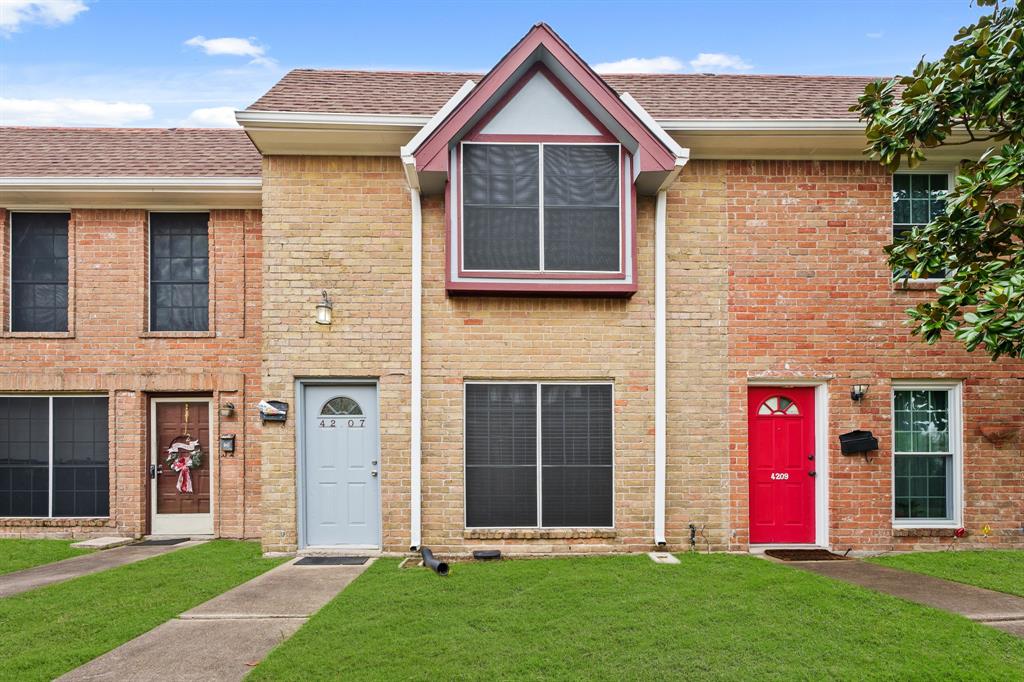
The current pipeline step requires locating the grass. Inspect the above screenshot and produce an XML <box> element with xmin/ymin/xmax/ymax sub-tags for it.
<box><xmin>869</xmin><ymin>550</ymin><xmax>1024</xmax><ymax>598</ymax></box>
<box><xmin>251</xmin><ymin>554</ymin><xmax>1024</xmax><ymax>681</ymax></box>
<box><xmin>0</xmin><ymin>540</ymin><xmax>285</xmax><ymax>681</ymax></box>
<box><xmin>0</xmin><ymin>539</ymin><xmax>92</xmax><ymax>575</ymax></box>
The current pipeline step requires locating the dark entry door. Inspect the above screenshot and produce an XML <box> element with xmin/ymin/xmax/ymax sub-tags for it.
<box><xmin>151</xmin><ymin>399</ymin><xmax>212</xmax><ymax>534</ymax></box>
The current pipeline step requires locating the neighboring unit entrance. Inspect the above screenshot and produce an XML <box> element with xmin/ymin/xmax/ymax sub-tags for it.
<box><xmin>150</xmin><ymin>398</ymin><xmax>213</xmax><ymax>535</ymax></box>
<box><xmin>301</xmin><ymin>384</ymin><xmax>380</xmax><ymax>547</ymax></box>
<box><xmin>747</xmin><ymin>386</ymin><xmax>816</xmax><ymax>544</ymax></box>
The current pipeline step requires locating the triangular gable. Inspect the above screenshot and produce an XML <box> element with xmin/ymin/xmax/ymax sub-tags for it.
<box><xmin>478</xmin><ymin>69</ymin><xmax>601</xmax><ymax>137</ymax></box>
<box><xmin>411</xmin><ymin>23</ymin><xmax>679</xmax><ymax>174</ymax></box>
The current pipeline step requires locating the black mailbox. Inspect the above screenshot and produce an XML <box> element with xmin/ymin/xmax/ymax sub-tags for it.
<box><xmin>839</xmin><ymin>430</ymin><xmax>878</xmax><ymax>454</ymax></box>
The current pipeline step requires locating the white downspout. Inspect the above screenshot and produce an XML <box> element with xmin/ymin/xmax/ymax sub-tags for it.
<box><xmin>654</xmin><ymin>189</ymin><xmax>668</xmax><ymax>547</ymax></box>
<box><xmin>410</xmin><ymin>187</ymin><xmax>422</xmax><ymax>550</ymax></box>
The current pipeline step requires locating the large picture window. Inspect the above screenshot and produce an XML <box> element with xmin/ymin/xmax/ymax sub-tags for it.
<box><xmin>465</xmin><ymin>382</ymin><xmax>613</xmax><ymax>528</ymax></box>
<box><xmin>892</xmin><ymin>385</ymin><xmax>960</xmax><ymax>525</ymax></box>
<box><xmin>0</xmin><ymin>396</ymin><xmax>109</xmax><ymax>518</ymax></box>
<box><xmin>10</xmin><ymin>212</ymin><xmax>69</xmax><ymax>332</ymax></box>
<box><xmin>462</xmin><ymin>143</ymin><xmax>620</xmax><ymax>273</ymax></box>
<box><xmin>150</xmin><ymin>212</ymin><xmax>209</xmax><ymax>332</ymax></box>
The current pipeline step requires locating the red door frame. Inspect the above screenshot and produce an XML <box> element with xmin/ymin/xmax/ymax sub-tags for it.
<box><xmin>747</xmin><ymin>386</ymin><xmax>817</xmax><ymax>544</ymax></box>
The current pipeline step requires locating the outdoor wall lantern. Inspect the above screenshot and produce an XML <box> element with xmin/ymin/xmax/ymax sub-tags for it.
<box><xmin>219</xmin><ymin>402</ymin><xmax>235</xmax><ymax>418</ymax></box>
<box><xmin>850</xmin><ymin>384</ymin><xmax>869</xmax><ymax>402</ymax></box>
<box><xmin>315</xmin><ymin>290</ymin><xmax>333</xmax><ymax>325</ymax></box>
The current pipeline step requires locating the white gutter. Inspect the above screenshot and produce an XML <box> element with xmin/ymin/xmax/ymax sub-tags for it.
<box><xmin>235</xmin><ymin>110</ymin><xmax>431</xmax><ymax>129</ymax></box>
<box><xmin>409</xmin><ymin>187</ymin><xmax>423</xmax><ymax>550</ymax></box>
<box><xmin>657</xmin><ymin>119</ymin><xmax>864</xmax><ymax>132</ymax></box>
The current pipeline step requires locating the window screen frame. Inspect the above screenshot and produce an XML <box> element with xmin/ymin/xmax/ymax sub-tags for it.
<box><xmin>463</xmin><ymin>380</ymin><xmax>615</xmax><ymax>530</ymax></box>
<box><xmin>0</xmin><ymin>394</ymin><xmax>109</xmax><ymax>519</ymax></box>
<box><xmin>891</xmin><ymin>170</ymin><xmax>954</xmax><ymax>282</ymax></box>
<box><xmin>147</xmin><ymin>211</ymin><xmax>212</xmax><ymax>334</ymax></box>
<box><xmin>458</xmin><ymin>141</ymin><xmax>625</xmax><ymax>277</ymax></box>
<box><xmin>890</xmin><ymin>382</ymin><xmax>962</xmax><ymax>529</ymax></box>
<box><xmin>7</xmin><ymin>211</ymin><xmax>72</xmax><ymax>335</ymax></box>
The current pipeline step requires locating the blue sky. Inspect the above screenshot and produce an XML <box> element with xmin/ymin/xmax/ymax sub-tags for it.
<box><xmin>0</xmin><ymin>0</ymin><xmax>985</xmax><ymax>127</ymax></box>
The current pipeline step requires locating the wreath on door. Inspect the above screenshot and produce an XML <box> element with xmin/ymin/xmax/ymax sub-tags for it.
<box><xmin>165</xmin><ymin>435</ymin><xmax>203</xmax><ymax>494</ymax></box>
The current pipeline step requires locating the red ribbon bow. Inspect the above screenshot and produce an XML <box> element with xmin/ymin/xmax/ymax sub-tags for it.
<box><xmin>170</xmin><ymin>455</ymin><xmax>193</xmax><ymax>494</ymax></box>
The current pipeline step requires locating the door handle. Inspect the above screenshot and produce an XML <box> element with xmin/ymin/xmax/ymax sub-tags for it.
<box><xmin>370</xmin><ymin>470</ymin><xmax>378</xmax><ymax>477</ymax></box>
<box><xmin>149</xmin><ymin>464</ymin><xmax>156</xmax><ymax>479</ymax></box>
<box><xmin>808</xmin><ymin>470</ymin><xmax>817</xmax><ymax>477</ymax></box>
<box><xmin>808</xmin><ymin>454</ymin><xmax>815</xmax><ymax>461</ymax></box>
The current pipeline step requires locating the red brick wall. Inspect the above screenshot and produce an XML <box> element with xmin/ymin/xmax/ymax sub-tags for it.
<box><xmin>726</xmin><ymin>161</ymin><xmax>1024</xmax><ymax>551</ymax></box>
<box><xmin>0</xmin><ymin>208</ymin><xmax>263</xmax><ymax>540</ymax></box>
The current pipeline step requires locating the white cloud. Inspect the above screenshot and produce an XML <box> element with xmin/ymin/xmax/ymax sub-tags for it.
<box><xmin>182</xmin><ymin>105</ymin><xmax>239</xmax><ymax>127</ymax></box>
<box><xmin>866</xmin><ymin>31</ymin><xmax>884</xmax><ymax>39</ymax></box>
<box><xmin>0</xmin><ymin>96</ymin><xmax>153</xmax><ymax>125</ymax></box>
<box><xmin>594</xmin><ymin>56</ymin><xmax>684</xmax><ymax>74</ymax></box>
<box><xmin>688</xmin><ymin>52</ymin><xmax>753</xmax><ymax>73</ymax></box>
<box><xmin>185</xmin><ymin>35</ymin><xmax>275</xmax><ymax>67</ymax></box>
<box><xmin>0</xmin><ymin>0</ymin><xmax>87</xmax><ymax>36</ymax></box>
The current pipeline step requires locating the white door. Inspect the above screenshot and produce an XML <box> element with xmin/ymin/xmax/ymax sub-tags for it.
<box><xmin>302</xmin><ymin>384</ymin><xmax>380</xmax><ymax>547</ymax></box>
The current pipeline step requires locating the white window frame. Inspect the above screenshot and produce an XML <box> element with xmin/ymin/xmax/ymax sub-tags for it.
<box><xmin>890</xmin><ymin>381</ymin><xmax>963</xmax><ymax>529</ymax></box>
<box><xmin>459</xmin><ymin>141</ymin><xmax>623</xmax><ymax>275</ymax></box>
<box><xmin>0</xmin><ymin>393</ymin><xmax>109</xmax><ymax>519</ymax></box>
<box><xmin>463</xmin><ymin>380</ymin><xmax>615</xmax><ymax>530</ymax></box>
<box><xmin>891</xmin><ymin>169</ymin><xmax>955</xmax><ymax>283</ymax></box>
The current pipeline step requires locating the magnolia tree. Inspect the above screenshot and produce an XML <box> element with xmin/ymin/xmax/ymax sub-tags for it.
<box><xmin>854</xmin><ymin>0</ymin><xmax>1023</xmax><ymax>359</ymax></box>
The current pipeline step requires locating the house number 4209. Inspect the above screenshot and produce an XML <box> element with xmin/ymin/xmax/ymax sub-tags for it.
<box><xmin>770</xmin><ymin>472</ymin><xmax>789</xmax><ymax>480</ymax></box>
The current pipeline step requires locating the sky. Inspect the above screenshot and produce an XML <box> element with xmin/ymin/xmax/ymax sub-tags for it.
<box><xmin>0</xmin><ymin>0</ymin><xmax>987</xmax><ymax>128</ymax></box>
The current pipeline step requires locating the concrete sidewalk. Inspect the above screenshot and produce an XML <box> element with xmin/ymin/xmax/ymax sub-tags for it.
<box><xmin>59</xmin><ymin>557</ymin><xmax>373</xmax><ymax>681</ymax></box>
<box><xmin>789</xmin><ymin>559</ymin><xmax>1024</xmax><ymax>638</ymax></box>
<box><xmin>0</xmin><ymin>540</ymin><xmax>205</xmax><ymax>597</ymax></box>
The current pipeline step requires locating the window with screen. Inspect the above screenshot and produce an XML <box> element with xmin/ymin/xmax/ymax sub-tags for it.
<box><xmin>893</xmin><ymin>387</ymin><xmax>958</xmax><ymax>523</ymax></box>
<box><xmin>465</xmin><ymin>382</ymin><xmax>613</xmax><ymax>528</ymax></box>
<box><xmin>10</xmin><ymin>212</ymin><xmax>69</xmax><ymax>332</ymax></box>
<box><xmin>892</xmin><ymin>173</ymin><xmax>948</xmax><ymax>278</ymax></box>
<box><xmin>462</xmin><ymin>143</ymin><xmax>620</xmax><ymax>273</ymax></box>
<box><xmin>150</xmin><ymin>213</ymin><xmax>209</xmax><ymax>332</ymax></box>
<box><xmin>0</xmin><ymin>396</ymin><xmax>108</xmax><ymax>518</ymax></box>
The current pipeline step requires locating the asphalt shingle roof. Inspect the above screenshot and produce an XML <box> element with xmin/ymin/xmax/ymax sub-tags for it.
<box><xmin>247</xmin><ymin>69</ymin><xmax>881</xmax><ymax>120</ymax></box>
<box><xmin>0</xmin><ymin>127</ymin><xmax>262</xmax><ymax>177</ymax></box>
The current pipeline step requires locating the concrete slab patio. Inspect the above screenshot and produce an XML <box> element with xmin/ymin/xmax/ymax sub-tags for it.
<box><xmin>788</xmin><ymin>559</ymin><xmax>1024</xmax><ymax>637</ymax></box>
<box><xmin>59</xmin><ymin>557</ymin><xmax>373</xmax><ymax>681</ymax></box>
<box><xmin>0</xmin><ymin>540</ymin><xmax>205</xmax><ymax>598</ymax></box>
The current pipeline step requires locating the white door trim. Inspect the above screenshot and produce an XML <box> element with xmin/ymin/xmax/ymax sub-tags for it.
<box><xmin>746</xmin><ymin>380</ymin><xmax>830</xmax><ymax>549</ymax></box>
<box><xmin>150</xmin><ymin>397</ymin><xmax>214</xmax><ymax>536</ymax></box>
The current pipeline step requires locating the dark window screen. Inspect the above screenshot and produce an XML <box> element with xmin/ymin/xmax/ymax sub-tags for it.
<box><xmin>465</xmin><ymin>384</ymin><xmax>537</xmax><ymax>527</ymax></box>
<box><xmin>462</xmin><ymin>145</ymin><xmax>540</xmax><ymax>271</ymax></box>
<box><xmin>150</xmin><ymin>213</ymin><xmax>209</xmax><ymax>332</ymax></box>
<box><xmin>543</xmin><ymin>145</ymin><xmax>620</xmax><ymax>272</ymax></box>
<box><xmin>53</xmin><ymin>398</ymin><xmax>109</xmax><ymax>517</ymax></box>
<box><xmin>541</xmin><ymin>384</ymin><xmax>613</xmax><ymax>526</ymax></box>
<box><xmin>0</xmin><ymin>398</ymin><xmax>50</xmax><ymax>516</ymax></box>
<box><xmin>11</xmin><ymin>213</ymin><xmax>69</xmax><ymax>332</ymax></box>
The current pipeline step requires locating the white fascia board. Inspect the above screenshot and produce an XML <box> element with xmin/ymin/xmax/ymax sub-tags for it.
<box><xmin>620</xmin><ymin>92</ymin><xmax>690</xmax><ymax>161</ymax></box>
<box><xmin>0</xmin><ymin>177</ymin><xmax>261</xmax><ymax>191</ymax></box>
<box><xmin>658</xmin><ymin>119</ymin><xmax>865</xmax><ymax>132</ymax></box>
<box><xmin>400</xmin><ymin>80</ymin><xmax>476</xmax><ymax>158</ymax></box>
<box><xmin>236</xmin><ymin>110</ymin><xmax>431</xmax><ymax>129</ymax></box>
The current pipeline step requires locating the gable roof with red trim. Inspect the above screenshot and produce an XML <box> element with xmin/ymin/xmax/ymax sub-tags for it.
<box><xmin>409</xmin><ymin>23</ymin><xmax>682</xmax><ymax>175</ymax></box>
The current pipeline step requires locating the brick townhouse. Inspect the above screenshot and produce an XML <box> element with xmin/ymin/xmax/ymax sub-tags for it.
<box><xmin>1</xmin><ymin>24</ymin><xmax>1021</xmax><ymax>555</ymax></box>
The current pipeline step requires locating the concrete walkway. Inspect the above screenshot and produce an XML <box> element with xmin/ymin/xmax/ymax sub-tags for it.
<box><xmin>789</xmin><ymin>559</ymin><xmax>1024</xmax><ymax>637</ymax></box>
<box><xmin>0</xmin><ymin>540</ymin><xmax>205</xmax><ymax>598</ymax></box>
<box><xmin>59</xmin><ymin>557</ymin><xmax>373</xmax><ymax>681</ymax></box>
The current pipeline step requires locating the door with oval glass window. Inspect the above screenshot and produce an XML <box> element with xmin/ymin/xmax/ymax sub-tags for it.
<box><xmin>302</xmin><ymin>384</ymin><xmax>379</xmax><ymax>547</ymax></box>
<box><xmin>748</xmin><ymin>387</ymin><xmax>816</xmax><ymax>544</ymax></box>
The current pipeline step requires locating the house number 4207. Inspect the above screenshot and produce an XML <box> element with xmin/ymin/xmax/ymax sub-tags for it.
<box><xmin>770</xmin><ymin>472</ymin><xmax>789</xmax><ymax>480</ymax></box>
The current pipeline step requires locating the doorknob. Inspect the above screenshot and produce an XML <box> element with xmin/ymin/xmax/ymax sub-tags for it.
<box><xmin>371</xmin><ymin>470</ymin><xmax>378</xmax><ymax>477</ymax></box>
<box><xmin>808</xmin><ymin>470</ymin><xmax>817</xmax><ymax>477</ymax></box>
<box><xmin>149</xmin><ymin>464</ymin><xmax>156</xmax><ymax>479</ymax></box>
<box><xmin>808</xmin><ymin>454</ymin><xmax>815</xmax><ymax>461</ymax></box>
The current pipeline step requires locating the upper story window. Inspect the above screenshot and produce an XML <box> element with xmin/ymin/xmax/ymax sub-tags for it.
<box><xmin>462</xmin><ymin>143</ymin><xmax>621</xmax><ymax>274</ymax></box>
<box><xmin>10</xmin><ymin>212</ymin><xmax>69</xmax><ymax>332</ymax></box>
<box><xmin>892</xmin><ymin>172</ymin><xmax>948</xmax><ymax>279</ymax></box>
<box><xmin>150</xmin><ymin>212</ymin><xmax>209</xmax><ymax>332</ymax></box>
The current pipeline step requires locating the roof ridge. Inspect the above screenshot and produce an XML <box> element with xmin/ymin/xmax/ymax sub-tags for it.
<box><xmin>282</xmin><ymin>67</ymin><xmax>887</xmax><ymax>80</ymax></box>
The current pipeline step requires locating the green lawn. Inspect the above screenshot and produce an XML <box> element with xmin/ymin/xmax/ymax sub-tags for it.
<box><xmin>870</xmin><ymin>550</ymin><xmax>1024</xmax><ymax>598</ymax></box>
<box><xmin>251</xmin><ymin>554</ymin><xmax>1024</xmax><ymax>681</ymax></box>
<box><xmin>0</xmin><ymin>538</ymin><xmax>93</xmax><ymax>575</ymax></box>
<box><xmin>0</xmin><ymin>540</ymin><xmax>285</xmax><ymax>681</ymax></box>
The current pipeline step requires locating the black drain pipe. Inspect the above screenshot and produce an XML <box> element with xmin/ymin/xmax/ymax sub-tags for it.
<box><xmin>689</xmin><ymin>524</ymin><xmax>697</xmax><ymax>549</ymax></box>
<box><xmin>420</xmin><ymin>547</ymin><xmax>449</xmax><ymax>576</ymax></box>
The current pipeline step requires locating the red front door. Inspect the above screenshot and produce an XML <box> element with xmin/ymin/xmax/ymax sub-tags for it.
<box><xmin>748</xmin><ymin>387</ymin><xmax>816</xmax><ymax>544</ymax></box>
